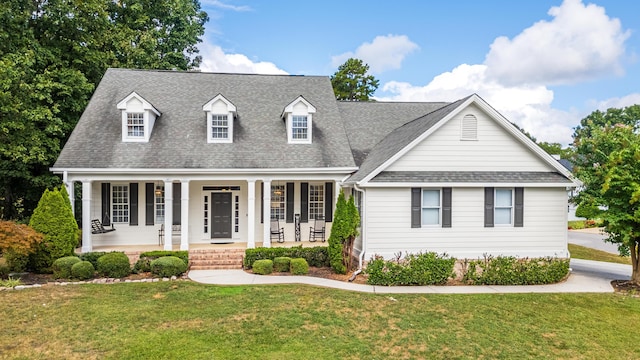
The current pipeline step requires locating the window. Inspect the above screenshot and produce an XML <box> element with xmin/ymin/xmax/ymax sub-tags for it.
<box><xmin>494</xmin><ymin>189</ymin><xmax>513</xmax><ymax>225</ymax></box>
<box><xmin>309</xmin><ymin>184</ymin><xmax>324</xmax><ymax>220</ymax></box>
<box><xmin>291</xmin><ymin>115</ymin><xmax>308</xmax><ymax>140</ymax></box>
<box><xmin>155</xmin><ymin>185</ymin><xmax>164</xmax><ymax>223</ymax></box>
<box><xmin>127</xmin><ymin>113</ymin><xmax>145</xmax><ymax>137</ymax></box>
<box><xmin>271</xmin><ymin>185</ymin><xmax>285</xmax><ymax>220</ymax></box>
<box><xmin>117</xmin><ymin>92</ymin><xmax>160</xmax><ymax>143</ymax></box>
<box><xmin>112</xmin><ymin>184</ymin><xmax>129</xmax><ymax>223</ymax></box>
<box><xmin>211</xmin><ymin>114</ymin><xmax>229</xmax><ymax>139</ymax></box>
<box><xmin>421</xmin><ymin>189</ymin><xmax>441</xmax><ymax>225</ymax></box>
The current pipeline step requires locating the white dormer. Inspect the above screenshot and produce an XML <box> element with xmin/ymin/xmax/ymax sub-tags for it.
<box><xmin>202</xmin><ymin>94</ymin><xmax>236</xmax><ymax>143</ymax></box>
<box><xmin>117</xmin><ymin>92</ymin><xmax>161</xmax><ymax>143</ymax></box>
<box><xmin>282</xmin><ymin>96</ymin><xmax>316</xmax><ymax>144</ymax></box>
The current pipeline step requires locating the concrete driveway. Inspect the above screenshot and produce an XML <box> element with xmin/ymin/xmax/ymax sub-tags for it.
<box><xmin>568</xmin><ymin>228</ymin><xmax>620</xmax><ymax>254</ymax></box>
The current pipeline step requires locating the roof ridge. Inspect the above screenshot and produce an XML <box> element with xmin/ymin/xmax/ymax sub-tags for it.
<box><xmin>105</xmin><ymin>67</ymin><xmax>329</xmax><ymax>78</ymax></box>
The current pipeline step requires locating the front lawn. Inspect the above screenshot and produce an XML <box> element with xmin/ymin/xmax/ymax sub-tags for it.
<box><xmin>1</xmin><ymin>282</ymin><xmax>639</xmax><ymax>359</ymax></box>
<box><xmin>569</xmin><ymin>243</ymin><xmax>631</xmax><ymax>265</ymax></box>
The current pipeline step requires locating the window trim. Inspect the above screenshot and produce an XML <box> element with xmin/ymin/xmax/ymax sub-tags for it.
<box><xmin>308</xmin><ymin>183</ymin><xmax>325</xmax><ymax>220</ymax></box>
<box><xmin>111</xmin><ymin>184</ymin><xmax>129</xmax><ymax>224</ymax></box>
<box><xmin>155</xmin><ymin>185</ymin><xmax>165</xmax><ymax>224</ymax></box>
<box><xmin>421</xmin><ymin>189</ymin><xmax>442</xmax><ymax>227</ymax></box>
<box><xmin>494</xmin><ymin>188</ymin><xmax>514</xmax><ymax>226</ymax></box>
<box><xmin>270</xmin><ymin>184</ymin><xmax>285</xmax><ymax>220</ymax></box>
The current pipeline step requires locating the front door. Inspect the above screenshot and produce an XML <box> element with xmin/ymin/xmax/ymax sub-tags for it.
<box><xmin>211</xmin><ymin>192</ymin><xmax>232</xmax><ymax>238</ymax></box>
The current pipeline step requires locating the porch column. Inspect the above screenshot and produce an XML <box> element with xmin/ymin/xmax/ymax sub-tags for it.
<box><xmin>163</xmin><ymin>180</ymin><xmax>173</xmax><ymax>251</ymax></box>
<box><xmin>81</xmin><ymin>181</ymin><xmax>92</xmax><ymax>252</ymax></box>
<box><xmin>180</xmin><ymin>180</ymin><xmax>189</xmax><ymax>250</ymax></box>
<box><xmin>262</xmin><ymin>179</ymin><xmax>271</xmax><ymax>247</ymax></box>
<box><xmin>63</xmin><ymin>171</ymin><xmax>74</xmax><ymax>216</ymax></box>
<box><xmin>247</xmin><ymin>180</ymin><xmax>256</xmax><ymax>248</ymax></box>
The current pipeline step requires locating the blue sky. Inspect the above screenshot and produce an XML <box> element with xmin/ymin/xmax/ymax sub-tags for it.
<box><xmin>197</xmin><ymin>0</ymin><xmax>640</xmax><ymax>145</ymax></box>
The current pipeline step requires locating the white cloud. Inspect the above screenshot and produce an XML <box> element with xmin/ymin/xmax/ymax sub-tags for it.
<box><xmin>589</xmin><ymin>93</ymin><xmax>640</xmax><ymax>111</ymax></box>
<box><xmin>200</xmin><ymin>0</ymin><xmax>252</xmax><ymax>12</ymax></box>
<box><xmin>198</xmin><ymin>42</ymin><xmax>288</xmax><ymax>75</ymax></box>
<box><xmin>485</xmin><ymin>0</ymin><xmax>630</xmax><ymax>86</ymax></box>
<box><xmin>331</xmin><ymin>35</ymin><xmax>419</xmax><ymax>74</ymax></box>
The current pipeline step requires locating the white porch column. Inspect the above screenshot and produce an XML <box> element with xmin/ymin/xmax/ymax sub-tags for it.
<box><xmin>63</xmin><ymin>171</ymin><xmax>74</xmax><ymax>216</ymax></box>
<box><xmin>81</xmin><ymin>181</ymin><xmax>92</xmax><ymax>252</ymax></box>
<box><xmin>180</xmin><ymin>180</ymin><xmax>189</xmax><ymax>250</ymax></box>
<box><xmin>163</xmin><ymin>180</ymin><xmax>173</xmax><ymax>251</ymax></box>
<box><xmin>247</xmin><ymin>180</ymin><xmax>256</xmax><ymax>249</ymax></box>
<box><xmin>262</xmin><ymin>179</ymin><xmax>271</xmax><ymax>247</ymax></box>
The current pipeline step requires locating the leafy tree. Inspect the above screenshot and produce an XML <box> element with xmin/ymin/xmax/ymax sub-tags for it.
<box><xmin>0</xmin><ymin>0</ymin><xmax>208</xmax><ymax>220</ymax></box>
<box><xmin>330</xmin><ymin>58</ymin><xmax>379</xmax><ymax>101</ymax></box>
<box><xmin>28</xmin><ymin>187</ymin><xmax>80</xmax><ymax>272</ymax></box>
<box><xmin>573</xmin><ymin>121</ymin><xmax>640</xmax><ymax>283</ymax></box>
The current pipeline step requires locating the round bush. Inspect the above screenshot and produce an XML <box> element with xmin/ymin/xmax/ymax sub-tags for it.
<box><xmin>150</xmin><ymin>256</ymin><xmax>188</xmax><ymax>277</ymax></box>
<box><xmin>52</xmin><ymin>256</ymin><xmax>81</xmax><ymax>279</ymax></box>
<box><xmin>97</xmin><ymin>252</ymin><xmax>131</xmax><ymax>278</ymax></box>
<box><xmin>71</xmin><ymin>261</ymin><xmax>95</xmax><ymax>280</ymax></box>
<box><xmin>273</xmin><ymin>257</ymin><xmax>291</xmax><ymax>272</ymax></box>
<box><xmin>253</xmin><ymin>259</ymin><xmax>273</xmax><ymax>275</ymax></box>
<box><xmin>290</xmin><ymin>258</ymin><xmax>309</xmax><ymax>275</ymax></box>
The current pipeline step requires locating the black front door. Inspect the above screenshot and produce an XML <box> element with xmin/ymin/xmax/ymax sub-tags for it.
<box><xmin>211</xmin><ymin>192</ymin><xmax>232</xmax><ymax>238</ymax></box>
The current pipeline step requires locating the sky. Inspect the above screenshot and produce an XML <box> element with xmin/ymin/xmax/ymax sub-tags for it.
<box><xmin>196</xmin><ymin>0</ymin><xmax>640</xmax><ymax>146</ymax></box>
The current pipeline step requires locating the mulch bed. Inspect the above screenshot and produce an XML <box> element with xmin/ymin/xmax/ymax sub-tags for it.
<box><xmin>611</xmin><ymin>280</ymin><xmax>640</xmax><ymax>296</ymax></box>
<box><xmin>246</xmin><ymin>266</ymin><xmax>369</xmax><ymax>284</ymax></box>
<box><xmin>13</xmin><ymin>272</ymin><xmax>156</xmax><ymax>285</ymax></box>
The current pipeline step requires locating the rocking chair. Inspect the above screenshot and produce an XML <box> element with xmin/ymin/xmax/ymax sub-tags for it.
<box><xmin>270</xmin><ymin>219</ymin><xmax>285</xmax><ymax>243</ymax></box>
<box><xmin>308</xmin><ymin>216</ymin><xmax>325</xmax><ymax>242</ymax></box>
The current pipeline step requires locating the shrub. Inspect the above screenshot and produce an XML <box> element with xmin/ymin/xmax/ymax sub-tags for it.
<box><xmin>273</xmin><ymin>257</ymin><xmax>291</xmax><ymax>272</ymax></box>
<box><xmin>71</xmin><ymin>261</ymin><xmax>95</xmax><ymax>280</ymax></box>
<box><xmin>134</xmin><ymin>250</ymin><xmax>189</xmax><ymax>273</ymax></box>
<box><xmin>97</xmin><ymin>252</ymin><xmax>131</xmax><ymax>278</ymax></box>
<box><xmin>462</xmin><ymin>255</ymin><xmax>570</xmax><ymax>285</ymax></box>
<box><xmin>3</xmin><ymin>249</ymin><xmax>29</xmax><ymax>273</ymax></box>
<box><xmin>79</xmin><ymin>252</ymin><xmax>109</xmax><ymax>269</ymax></box>
<box><xmin>28</xmin><ymin>188</ymin><xmax>79</xmax><ymax>272</ymax></box>
<box><xmin>290</xmin><ymin>258</ymin><xmax>309</xmax><ymax>275</ymax></box>
<box><xmin>0</xmin><ymin>221</ymin><xmax>44</xmax><ymax>271</ymax></box>
<box><xmin>365</xmin><ymin>252</ymin><xmax>456</xmax><ymax>286</ymax></box>
<box><xmin>0</xmin><ymin>258</ymin><xmax>9</xmax><ymax>279</ymax></box>
<box><xmin>150</xmin><ymin>256</ymin><xmax>188</xmax><ymax>277</ymax></box>
<box><xmin>244</xmin><ymin>246</ymin><xmax>329</xmax><ymax>269</ymax></box>
<box><xmin>252</xmin><ymin>259</ymin><xmax>273</xmax><ymax>275</ymax></box>
<box><xmin>52</xmin><ymin>256</ymin><xmax>81</xmax><ymax>279</ymax></box>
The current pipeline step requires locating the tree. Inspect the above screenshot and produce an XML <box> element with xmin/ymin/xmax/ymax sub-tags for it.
<box><xmin>0</xmin><ymin>0</ymin><xmax>208</xmax><ymax>220</ymax></box>
<box><xmin>0</xmin><ymin>220</ymin><xmax>44</xmax><ymax>272</ymax></box>
<box><xmin>328</xmin><ymin>191</ymin><xmax>348</xmax><ymax>274</ymax></box>
<box><xmin>573</xmin><ymin>120</ymin><xmax>640</xmax><ymax>284</ymax></box>
<box><xmin>330</xmin><ymin>58</ymin><xmax>379</xmax><ymax>101</ymax></box>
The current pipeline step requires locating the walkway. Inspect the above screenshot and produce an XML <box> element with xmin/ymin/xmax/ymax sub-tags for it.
<box><xmin>188</xmin><ymin>259</ymin><xmax>632</xmax><ymax>294</ymax></box>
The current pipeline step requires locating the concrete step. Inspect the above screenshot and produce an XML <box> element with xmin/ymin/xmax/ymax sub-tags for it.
<box><xmin>188</xmin><ymin>249</ymin><xmax>244</xmax><ymax>270</ymax></box>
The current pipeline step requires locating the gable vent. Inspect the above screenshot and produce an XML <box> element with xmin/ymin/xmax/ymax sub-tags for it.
<box><xmin>461</xmin><ymin>114</ymin><xmax>478</xmax><ymax>140</ymax></box>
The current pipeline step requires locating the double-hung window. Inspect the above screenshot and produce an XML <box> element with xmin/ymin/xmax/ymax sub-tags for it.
<box><xmin>291</xmin><ymin>115</ymin><xmax>308</xmax><ymax>140</ymax></box>
<box><xmin>211</xmin><ymin>114</ymin><xmax>229</xmax><ymax>140</ymax></box>
<box><xmin>155</xmin><ymin>186</ymin><xmax>165</xmax><ymax>223</ymax></box>
<box><xmin>112</xmin><ymin>184</ymin><xmax>129</xmax><ymax>223</ymax></box>
<box><xmin>421</xmin><ymin>189</ymin><xmax>441</xmax><ymax>226</ymax></box>
<box><xmin>127</xmin><ymin>113</ymin><xmax>145</xmax><ymax>138</ymax></box>
<box><xmin>271</xmin><ymin>185</ymin><xmax>285</xmax><ymax>220</ymax></box>
<box><xmin>494</xmin><ymin>189</ymin><xmax>513</xmax><ymax>225</ymax></box>
<box><xmin>411</xmin><ymin>188</ymin><xmax>451</xmax><ymax>228</ymax></box>
<box><xmin>485</xmin><ymin>187</ymin><xmax>523</xmax><ymax>227</ymax></box>
<box><xmin>309</xmin><ymin>184</ymin><xmax>324</xmax><ymax>220</ymax></box>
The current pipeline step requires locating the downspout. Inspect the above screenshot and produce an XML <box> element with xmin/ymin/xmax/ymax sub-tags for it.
<box><xmin>353</xmin><ymin>182</ymin><xmax>366</xmax><ymax>272</ymax></box>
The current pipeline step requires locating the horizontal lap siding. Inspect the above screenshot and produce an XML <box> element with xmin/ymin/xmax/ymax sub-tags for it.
<box><xmin>364</xmin><ymin>187</ymin><xmax>568</xmax><ymax>259</ymax></box>
<box><xmin>387</xmin><ymin>104</ymin><xmax>552</xmax><ymax>172</ymax></box>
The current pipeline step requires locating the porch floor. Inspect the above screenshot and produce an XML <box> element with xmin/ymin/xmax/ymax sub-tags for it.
<box><xmin>79</xmin><ymin>240</ymin><xmax>327</xmax><ymax>253</ymax></box>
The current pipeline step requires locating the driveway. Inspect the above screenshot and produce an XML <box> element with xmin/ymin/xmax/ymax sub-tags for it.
<box><xmin>568</xmin><ymin>228</ymin><xmax>620</xmax><ymax>254</ymax></box>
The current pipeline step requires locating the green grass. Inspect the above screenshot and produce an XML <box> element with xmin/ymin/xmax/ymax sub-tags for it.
<box><xmin>569</xmin><ymin>243</ymin><xmax>631</xmax><ymax>265</ymax></box>
<box><xmin>1</xmin><ymin>282</ymin><xmax>639</xmax><ymax>359</ymax></box>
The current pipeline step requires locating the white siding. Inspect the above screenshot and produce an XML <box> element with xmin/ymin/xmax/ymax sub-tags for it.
<box><xmin>387</xmin><ymin>104</ymin><xmax>552</xmax><ymax>172</ymax></box>
<box><xmin>363</xmin><ymin>187</ymin><xmax>568</xmax><ymax>259</ymax></box>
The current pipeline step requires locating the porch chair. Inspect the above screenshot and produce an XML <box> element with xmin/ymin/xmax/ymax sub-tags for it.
<box><xmin>308</xmin><ymin>216</ymin><xmax>325</xmax><ymax>242</ymax></box>
<box><xmin>270</xmin><ymin>218</ymin><xmax>285</xmax><ymax>243</ymax></box>
<box><xmin>91</xmin><ymin>216</ymin><xmax>116</xmax><ymax>235</ymax></box>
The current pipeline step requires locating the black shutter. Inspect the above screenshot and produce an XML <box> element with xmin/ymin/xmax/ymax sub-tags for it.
<box><xmin>172</xmin><ymin>182</ymin><xmax>181</xmax><ymax>225</ymax></box>
<box><xmin>411</xmin><ymin>188</ymin><xmax>421</xmax><ymax>228</ymax></box>
<box><xmin>514</xmin><ymin>187</ymin><xmax>524</xmax><ymax>227</ymax></box>
<box><xmin>145</xmin><ymin>183</ymin><xmax>154</xmax><ymax>225</ymax></box>
<box><xmin>300</xmin><ymin>182</ymin><xmax>309</xmax><ymax>223</ymax></box>
<box><xmin>129</xmin><ymin>183</ymin><xmax>138</xmax><ymax>226</ymax></box>
<box><xmin>442</xmin><ymin>187</ymin><xmax>452</xmax><ymax>228</ymax></box>
<box><xmin>286</xmin><ymin>182</ymin><xmax>294</xmax><ymax>223</ymax></box>
<box><xmin>324</xmin><ymin>182</ymin><xmax>333</xmax><ymax>222</ymax></box>
<box><xmin>260</xmin><ymin>182</ymin><xmax>264</xmax><ymax>223</ymax></box>
<box><xmin>101</xmin><ymin>183</ymin><xmax>111</xmax><ymax>226</ymax></box>
<box><xmin>484</xmin><ymin>187</ymin><xmax>494</xmax><ymax>227</ymax></box>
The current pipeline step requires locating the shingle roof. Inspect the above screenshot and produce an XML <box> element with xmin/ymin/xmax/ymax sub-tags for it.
<box><xmin>371</xmin><ymin>171</ymin><xmax>573</xmax><ymax>183</ymax></box>
<box><xmin>53</xmin><ymin>69</ymin><xmax>356</xmax><ymax>170</ymax></box>
<box><xmin>337</xmin><ymin>101</ymin><xmax>449</xmax><ymax>166</ymax></box>
<box><xmin>345</xmin><ymin>96</ymin><xmax>472</xmax><ymax>183</ymax></box>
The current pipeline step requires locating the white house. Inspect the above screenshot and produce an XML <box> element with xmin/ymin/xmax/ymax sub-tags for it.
<box><xmin>51</xmin><ymin>69</ymin><xmax>580</xmax><ymax>265</ymax></box>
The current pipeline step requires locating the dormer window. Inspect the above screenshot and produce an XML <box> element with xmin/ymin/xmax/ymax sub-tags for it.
<box><xmin>117</xmin><ymin>92</ymin><xmax>161</xmax><ymax>143</ymax></box>
<box><xmin>282</xmin><ymin>96</ymin><xmax>316</xmax><ymax>144</ymax></box>
<box><xmin>203</xmin><ymin>94</ymin><xmax>236</xmax><ymax>143</ymax></box>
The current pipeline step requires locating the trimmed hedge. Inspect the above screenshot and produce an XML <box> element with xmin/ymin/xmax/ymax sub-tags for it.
<box><xmin>462</xmin><ymin>256</ymin><xmax>570</xmax><ymax>285</ymax></box>
<box><xmin>52</xmin><ymin>256</ymin><xmax>81</xmax><ymax>279</ymax></box>
<box><xmin>252</xmin><ymin>259</ymin><xmax>273</xmax><ymax>275</ymax></box>
<box><xmin>97</xmin><ymin>252</ymin><xmax>131</xmax><ymax>278</ymax></box>
<box><xmin>273</xmin><ymin>257</ymin><xmax>291</xmax><ymax>272</ymax></box>
<box><xmin>71</xmin><ymin>261</ymin><xmax>95</xmax><ymax>280</ymax></box>
<box><xmin>134</xmin><ymin>250</ymin><xmax>189</xmax><ymax>273</ymax></box>
<box><xmin>244</xmin><ymin>246</ymin><xmax>329</xmax><ymax>269</ymax></box>
<box><xmin>79</xmin><ymin>252</ymin><xmax>109</xmax><ymax>269</ymax></box>
<box><xmin>150</xmin><ymin>256</ymin><xmax>188</xmax><ymax>277</ymax></box>
<box><xmin>290</xmin><ymin>258</ymin><xmax>309</xmax><ymax>275</ymax></box>
<box><xmin>365</xmin><ymin>252</ymin><xmax>456</xmax><ymax>286</ymax></box>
